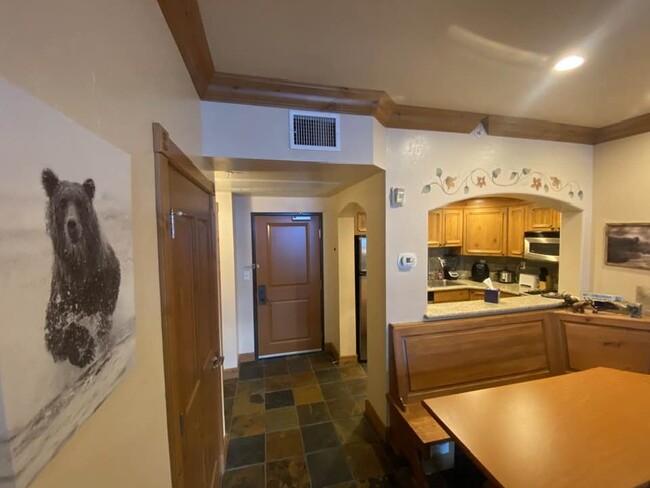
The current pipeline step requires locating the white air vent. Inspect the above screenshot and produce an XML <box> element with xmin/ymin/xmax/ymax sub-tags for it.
<box><xmin>289</xmin><ymin>110</ymin><xmax>340</xmax><ymax>151</ymax></box>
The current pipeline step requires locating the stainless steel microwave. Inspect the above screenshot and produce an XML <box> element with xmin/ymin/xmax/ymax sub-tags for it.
<box><xmin>524</xmin><ymin>231</ymin><xmax>560</xmax><ymax>263</ymax></box>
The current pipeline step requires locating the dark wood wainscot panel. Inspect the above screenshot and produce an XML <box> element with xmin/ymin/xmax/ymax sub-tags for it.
<box><xmin>551</xmin><ymin>311</ymin><xmax>650</xmax><ymax>374</ymax></box>
<box><xmin>390</xmin><ymin>311</ymin><xmax>564</xmax><ymax>406</ymax></box>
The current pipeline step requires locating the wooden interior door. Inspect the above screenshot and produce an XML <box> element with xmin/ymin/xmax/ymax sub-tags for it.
<box><xmin>253</xmin><ymin>214</ymin><xmax>323</xmax><ymax>357</ymax></box>
<box><xmin>154</xmin><ymin>124</ymin><xmax>224</xmax><ymax>488</ymax></box>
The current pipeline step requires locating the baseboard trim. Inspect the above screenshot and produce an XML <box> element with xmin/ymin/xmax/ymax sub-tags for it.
<box><xmin>238</xmin><ymin>352</ymin><xmax>255</xmax><ymax>364</ymax></box>
<box><xmin>324</xmin><ymin>342</ymin><xmax>338</xmax><ymax>360</ymax></box>
<box><xmin>365</xmin><ymin>399</ymin><xmax>387</xmax><ymax>442</ymax></box>
<box><xmin>223</xmin><ymin>368</ymin><xmax>239</xmax><ymax>380</ymax></box>
<box><xmin>338</xmin><ymin>355</ymin><xmax>358</xmax><ymax>365</ymax></box>
<box><xmin>325</xmin><ymin>342</ymin><xmax>358</xmax><ymax>365</ymax></box>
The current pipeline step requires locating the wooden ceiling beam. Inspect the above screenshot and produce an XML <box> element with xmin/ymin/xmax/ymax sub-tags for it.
<box><xmin>204</xmin><ymin>72</ymin><xmax>387</xmax><ymax>117</ymax></box>
<box><xmin>594</xmin><ymin>113</ymin><xmax>650</xmax><ymax>144</ymax></box>
<box><xmin>157</xmin><ymin>0</ymin><xmax>650</xmax><ymax>145</ymax></box>
<box><xmin>482</xmin><ymin>115</ymin><xmax>597</xmax><ymax>145</ymax></box>
<box><xmin>157</xmin><ymin>0</ymin><xmax>215</xmax><ymax>97</ymax></box>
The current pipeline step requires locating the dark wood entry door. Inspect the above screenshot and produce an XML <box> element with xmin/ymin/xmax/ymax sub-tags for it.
<box><xmin>154</xmin><ymin>124</ymin><xmax>224</xmax><ymax>488</ymax></box>
<box><xmin>253</xmin><ymin>214</ymin><xmax>323</xmax><ymax>357</ymax></box>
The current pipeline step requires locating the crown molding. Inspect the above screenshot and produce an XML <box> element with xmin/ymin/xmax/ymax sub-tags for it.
<box><xmin>158</xmin><ymin>0</ymin><xmax>649</xmax><ymax>145</ymax></box>
<box><xmin>482</xmin><ymin>115</ymin><xmax>597</xmax><ymax>145</ymax></box>
<box><xmin>594</xmin><ymin>113</ymin><xmax>650</xmax><ymax>144</ymax></box>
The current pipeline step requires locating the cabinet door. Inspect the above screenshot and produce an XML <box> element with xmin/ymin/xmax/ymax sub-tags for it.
<box><xmin>507</xmin><ymin>206</ymin><xmax>527</xmax><ymax>257</ymax></box>
<box><xmin>468</xmin><ymin>290</ymin><xmax>484</xmax><ymax>301</ymax></box>
<box><xmin>428</xmin><ymin>210</ymin><xmax>442</xmax><ymax>247</ymax></box>
<box><xmin>442</xmin><ymin>208</ymin><xmax>463</xmax><ymax>247</ymax></box>
<box><xmin>433</xmin><ymin>289</ymin><xmax>470</xmax><ymax>303</ymax></box>
<box><xmin>463</xmin><ymin>207</ymin><xmax>507</xmax><ymax>255</ymax></box>
<box><xmin>527</xmin><ymin>206</ymin><xmax>561</xmax><ymax>231</ymax></box>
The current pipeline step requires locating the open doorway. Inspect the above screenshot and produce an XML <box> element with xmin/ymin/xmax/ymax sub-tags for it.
<box><xmin>337</xmin><ymin>203</ymin><xmax>367</xmax><ymax>363</ymax></box>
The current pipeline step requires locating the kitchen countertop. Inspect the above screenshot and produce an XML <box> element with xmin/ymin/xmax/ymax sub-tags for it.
<box><xmin>424</xmin><ymin>280</ymin><xmax>564</xmax><ymax>321</ymax></box>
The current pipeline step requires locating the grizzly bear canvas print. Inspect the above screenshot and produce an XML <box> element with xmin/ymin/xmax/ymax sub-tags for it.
<box><xmin>0</xmin><ymin>77</ymin><xmax>135</xmax><ymax>488</ymax></box>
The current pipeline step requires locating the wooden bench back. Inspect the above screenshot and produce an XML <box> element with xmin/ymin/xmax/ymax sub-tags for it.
<box><xmin>389</xmin><ymin>311</ymin><xmax>565</xmax><ymax>408</ymax></box>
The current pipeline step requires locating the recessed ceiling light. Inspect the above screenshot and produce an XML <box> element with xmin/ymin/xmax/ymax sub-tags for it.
<box><xmin>553</xmin><ymin>55</ymin><xmax>585</xmax><ymax>71</ymax></box>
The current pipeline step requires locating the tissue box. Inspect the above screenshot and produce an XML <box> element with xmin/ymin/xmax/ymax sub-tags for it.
<box><xmin>484</xmin><ymin>289</ymin><xmax>500</xmax><ymax>303</ymax></box>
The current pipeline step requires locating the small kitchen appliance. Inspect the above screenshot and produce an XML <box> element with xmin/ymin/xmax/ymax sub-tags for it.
<box><xmin>519</xmin><ymin>273</ymin><xmax>540</xmax><ymax>290</ymax></box>
<box><xmin>471</xmin><ymin>260</ymin><xmax>490</xmax><ymax>282</ymax></box>
<box><xmin>498</xmin><ymin>267</ymin><xmax>515</xmax><ymax>283</ymax></box>
<box><xmin>524</xmin><ymin>231</ymin><xmax>560</xmax><ymax>263</ymax></box>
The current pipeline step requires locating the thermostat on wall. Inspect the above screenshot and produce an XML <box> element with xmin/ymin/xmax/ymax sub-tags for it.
<box><xmin>397</xmin><ymin>252</ymin><xmax>417</xmax><ymax>270</ymax></box>
<box><xmin>390</xmin><ymin>187</ymin><xmax>405</xmax><ymax>207</ymax></box>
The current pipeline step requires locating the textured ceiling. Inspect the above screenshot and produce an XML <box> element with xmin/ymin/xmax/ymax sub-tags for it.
<box><xmin>198</xmin><ymin>0</ymin><xmax>650</xmax><ymax>127</ymax></box>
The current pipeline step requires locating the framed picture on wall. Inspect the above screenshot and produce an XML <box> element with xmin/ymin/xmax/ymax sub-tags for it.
<box><xmin>605</xmin><ymin>223</ymin><xmax>650</xmax><ymax>270</ymax></box>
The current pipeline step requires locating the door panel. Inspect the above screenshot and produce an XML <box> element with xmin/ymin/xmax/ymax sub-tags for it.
<box><xmin>269</xmin><ymin>224</ymin><xmax>309</xmax><ymax>285</ymax></box>
<box><xmin>254</xmin><ymin>215</ymin><xmax>322</xmax><ymax>357</ymax></box>
<box><xmin>155</xmin><ymin>122</ymin><xmax>223</xmax><ymax>488</ymax></box>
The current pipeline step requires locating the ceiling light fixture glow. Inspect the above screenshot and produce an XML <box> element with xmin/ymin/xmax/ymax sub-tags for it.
<box><xmin>553</xmin><ymin>55</ymin><xmax>585</xmax><ymax>71</ymax></box>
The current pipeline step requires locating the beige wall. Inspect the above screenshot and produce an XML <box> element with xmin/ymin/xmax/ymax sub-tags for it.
<box><xmin>1</xmin><ymin>1</ymin><xmax>202</xmax><ymax>486</ymax></box>
<box><xmin>592</xmin><ymin>132</ymin><xmax>650</xmax><ymax>299</ymax></box>
<box><xmin>216</xmin><ymin>191</ymin><xmax>239</xmax><ymax>369</ymax></box>
<box><xmin>325</xmin><ymin>174</ymin><xmax>386</xmax><ymax>417</ymax></box>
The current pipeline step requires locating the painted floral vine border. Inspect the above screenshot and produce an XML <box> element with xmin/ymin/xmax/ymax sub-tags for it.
<box><xmin>422</xmin><ymin>167</ymin><xmax>584</xmax><ymax>200</ymax></box>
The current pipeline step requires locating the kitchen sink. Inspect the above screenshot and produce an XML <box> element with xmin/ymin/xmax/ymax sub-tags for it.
<box><xmin>428</xmin><ymin>279</ymin><xmax>457</xmax><ymax>287</ymax></box>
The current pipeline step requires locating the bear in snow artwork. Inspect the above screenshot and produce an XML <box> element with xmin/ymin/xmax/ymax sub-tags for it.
<box><xmin>41</xmin><ymin>168</ymin><xmax>121</xmax><ymax>368</ymax></box>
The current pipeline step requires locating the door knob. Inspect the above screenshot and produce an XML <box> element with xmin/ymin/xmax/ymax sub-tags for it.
<box><xmin>212</xmin><ymin>355</ymin><xmax>224</xmax><ymax>370</ymax></box>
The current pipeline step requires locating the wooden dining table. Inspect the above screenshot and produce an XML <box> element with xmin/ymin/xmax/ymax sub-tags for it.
<box><xmin>423</xmin><ymin>367</ymin><xmax>650</xmax><ymax>488</ymax></box>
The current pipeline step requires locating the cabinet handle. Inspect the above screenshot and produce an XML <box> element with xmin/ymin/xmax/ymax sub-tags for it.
<box><xmin>602</xmin><ymin>341</ymin><xmax>621</xmax><ymax>347</ymax></box>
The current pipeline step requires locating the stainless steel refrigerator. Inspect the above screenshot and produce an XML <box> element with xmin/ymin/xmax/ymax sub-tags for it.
<box><xmin>355</xmin><ymin>236</ymin><xmax>367</xmax><ymax>362</ymax></box>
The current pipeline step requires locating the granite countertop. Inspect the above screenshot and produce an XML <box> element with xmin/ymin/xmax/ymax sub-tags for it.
<box><xmin>424</xmin><ymin>281</ymin><xmax>564</xmax><ymax>321</ymax></box>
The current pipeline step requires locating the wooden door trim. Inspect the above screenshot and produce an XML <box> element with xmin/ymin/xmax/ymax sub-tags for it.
<box><xmin>153</xmin><ymin>123</ymin><xmax>214</xmax><ymax>194</ymax></box>
<box><xmin>153</xmin><ymin>122</ymin><xmax>223</xmax><ymax>487</ymax></box>
<box><xmin>251</xmin><ymin>212</ymin><xmax>325</xmax><ymax>359</ymax></box>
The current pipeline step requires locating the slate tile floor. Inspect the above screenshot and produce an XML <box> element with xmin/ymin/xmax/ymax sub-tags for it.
<box><xmin>222</xmin><ymin>352</ymin><xmax>399</xmax><ymax>488</ymax></box>
<box><xmin>222</xmin><ymin>352</ymin><xmax>483</xmax><ymax>487</ymax></box>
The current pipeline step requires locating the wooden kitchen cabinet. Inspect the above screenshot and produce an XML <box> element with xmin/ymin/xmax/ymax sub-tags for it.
<box><xmin>442</xmin><ymin>208</ymin><xmax>463</xmax><ymax>247</ymax></box>
<box><xmin>507</xmin><ymin>205</ymin><xmax>527</xmax><ymax>257</ymax></box>
<box><xmin>428</xmin><ymin>208</ymin><xmax>463</xmax><ymax>247</ymax></box>
<box><xmin>469</xmin><ymin>290</ymin><xmax>518</xmax><ymax>300</ymax></box>
<box><xmin>433</xmin><ymin>289</ymin><xmax>470</xmax><ymax>303</ymax></box>
<box><xmin>427</xmin><ymin>210</ymin><xmax>443</xmax><ymax>247</ymax></box>
<box><xmin>527</xmin><ymin>205</ymin><xmax>561</xmax><ymax>231</ymax></box>
<box><xmin>463</xmin><ymin>207</ymin><xmax>507</xmax><ymax>255</ymax></box>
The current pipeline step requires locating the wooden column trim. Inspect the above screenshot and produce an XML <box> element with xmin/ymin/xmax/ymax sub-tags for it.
<box><xmin>156</xmin><ymin>0</ymin><xmax>215</xmax><ymax>97</ymax></box>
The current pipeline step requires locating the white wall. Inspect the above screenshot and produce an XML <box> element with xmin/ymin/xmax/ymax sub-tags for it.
<box><xmin>202</xmin><ymin>102</ymin><xmax>376</xmax><ymax>164</ymax></box>
<box><xmin>233</xmin><ymin>195</ymin><xmax>328</xmax><ymax>355</ymax></box>
<box><xmin>216</xmin><ymin>191</ymin><xmax>238</xmax><ymax>369</ymax></box>
<box><xmin>0</xmin><ymin>1</ymin><xmax>202</xmax><ymax>486</ymax></box>
<box><xmin>379</xmin><ymin>128</ymin><xmax>593</xmax><ymax>422</ymax></box>
<box><xmin>592</xmin><ymin>132</ymin><xmax>650</xmax><ymax>299</ymax></box>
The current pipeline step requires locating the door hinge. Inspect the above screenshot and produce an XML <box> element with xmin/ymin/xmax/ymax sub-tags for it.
<box><xmin>179</xmin><ymin>413</ymin><xmax>185</xmax><ymax>436</ymax></box>
<box><xmin>169</xmin><ymin>209</ymin><xmax>185</xmax><ymax>239</ymax></box>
